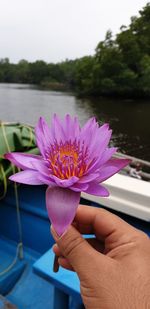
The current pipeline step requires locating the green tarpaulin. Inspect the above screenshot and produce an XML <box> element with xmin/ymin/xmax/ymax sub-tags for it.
<box><xmin>0</xmin><ymin>122</ymin><xmax>38</xmax><ymax>199</ymax></box>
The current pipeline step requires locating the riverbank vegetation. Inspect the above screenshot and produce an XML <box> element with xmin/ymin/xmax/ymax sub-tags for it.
<box><xmin>0</xmin><ymin>3</ymin><xmax>150</xmax><ymax>98</ymax></box>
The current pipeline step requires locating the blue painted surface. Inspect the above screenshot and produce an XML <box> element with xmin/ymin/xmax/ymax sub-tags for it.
<box><xmin>0</xmin><ymin>259</ymin><xmax>26</xmax><ymax>296</ymax></box>
<box><xmin>0</xmin><ymin>184</ymin><xmax>55</xmax><ymax>308</ymax></box>
<box><xmin>7</xmin><ymin>262</ymin><xmax>54</xmax><ymax>309</ymax></box>
<box><xmin>33</xmin><ymin>249</ymin><xmax>82</xmax><ymax>301</ymax></box>
<box><xmin>33</xmin><ymin>249</ymin><xmax>84</xmax><ymax>309</ymax></box>
<box><xmin>0</xmin><ymin>299</ymin><xmax>3</xmax><ymax>308</ymax></box>
<box><xmin>0</xmin><ymin>185</ymin><xmax>54</xmax><ymax>253</ymax></box>
<box><xmin>0</xmin><ymin>238</ymin><xmax>26</xmax><ymax>295</ymax></box>
<box><xmin>0</xmin><ymin>184</ymin><xmax>150</xmax><ymax>308</ymax></box>
<box><xmin>0</xmin><ymin>236</ymin><xmax>54</xmax><ymax>308</ymax></box>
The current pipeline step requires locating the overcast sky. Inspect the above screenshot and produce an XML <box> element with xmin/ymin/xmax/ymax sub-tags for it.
<box><xmin>0</xmin><ymin>0</ymin><xmax>148</xmax><ymax>63</ymax></box>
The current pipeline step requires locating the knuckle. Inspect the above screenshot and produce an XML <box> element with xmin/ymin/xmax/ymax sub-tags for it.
<box><xmin>135</xmin><ymin>230</ymin><xmax>149</xmax><ymax>242</ymax></box>
<box><xmin>130</xmin><ymin>230</ymin><xmax>150</xmax><ymax>250</ymax></box>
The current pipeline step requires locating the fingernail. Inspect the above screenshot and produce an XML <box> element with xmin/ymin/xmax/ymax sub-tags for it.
<box><xmin>51</xmin><ymin>225</ymin><xmax>68</xmax><ymax>240</ymax></box>
<box><xmin>51</xmin><ymin>225</ymin><xmax>59</xmax><ymax>240</ymax></box>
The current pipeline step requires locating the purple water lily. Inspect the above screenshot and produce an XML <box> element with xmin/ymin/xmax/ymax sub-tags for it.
<box><xmin>5</xmin><ymin>114</ymin><xmax>130</xmax><ymax>235</ymax></box>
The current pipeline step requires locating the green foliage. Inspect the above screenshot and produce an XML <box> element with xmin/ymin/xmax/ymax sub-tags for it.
<box><xmin>28</xmin><ymin>61</ymin><xmax>49</xmax><ymax>84</ymax></box>
<box><xmin>0</xmin><ymin>3</ymin><xmax>150</xmax><ymax>97</ymax></box>
<box><xmin>73</xmin><ymin>56</ymin><xmax>95</xmax><ymax>94</ymax></box>
<box><xmin>139</xmin><ymin>55</ymin><xmax>150</xmax><ymax>95</ymax></box>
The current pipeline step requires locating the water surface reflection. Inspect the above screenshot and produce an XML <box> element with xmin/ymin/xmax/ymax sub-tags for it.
<box><xmin>0</xmin><ymin>83</ymin><xmax>149</xmax><ymax>161</ymax></box>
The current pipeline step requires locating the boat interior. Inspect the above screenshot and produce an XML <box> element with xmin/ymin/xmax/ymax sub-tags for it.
<box><xmin>0</xmin><ymin>182</ymin><xmax>150</xmax><ymax>309</ymax></box>
<box><xmin>0</xmin><ymin>123</ymin><xmax>150</xmax><ymax>309</ymax></box>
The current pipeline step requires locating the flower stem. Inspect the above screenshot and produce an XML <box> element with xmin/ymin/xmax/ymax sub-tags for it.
<box><xmin>53</xmin><ymin>254</ymin><xmax>59</xmax><ymax>272</ymax></box>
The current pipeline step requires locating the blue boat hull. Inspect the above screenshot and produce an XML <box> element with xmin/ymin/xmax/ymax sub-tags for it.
<box><xmin>0</xmin><ymin>184</ymin><xmax>150</xmax><ymax>308</ymax></box>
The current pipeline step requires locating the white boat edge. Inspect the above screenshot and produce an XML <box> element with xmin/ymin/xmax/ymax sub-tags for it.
<box><xmin>81</xmin><ymin>173</ymin><xmax>150</xmax><ymax>222</ymax></box>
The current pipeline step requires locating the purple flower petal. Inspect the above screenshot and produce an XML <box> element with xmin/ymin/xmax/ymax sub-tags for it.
<box><xmin>31</xmin><ymin>159</ymin><xmax>50</xmax><ymax>176</ymax></box>
<box><xmin>89</xmin><ymin>123</ymin><xmax>110</xmax><ymax>153</ymax></box>
<box><xmin>64</xmin><ymin>114</ymin><xmax>75</xmax><ymax>140</ymax></box>
<box><xmin>80</xmin><ymin>117</ymin><xmax>98</xmax><ymax>145</ymax></box>
<box><xmin>5</xmin><ymin>152</ymin><xmax>42</xmax><ymax>170</ymax></box>
<box><xmin>73</xmin><ymin>116</ymin><xmax>81</xmax><ymax>138</ymax></box>
<box><xmin>35</xmin><ymin>117</ymin><xmax>52</xmax><ymax>157</ymax></box>
<box><xmin>78</xmin><ymin>172</ymin><xmax>100</xmax><ymax>183</ymax></box>
<box><xmin>50</xmin><ymin>114</ymin><xmax>66</xmax><ymax>142</ymax></box>
<box><xmin>38</xmin><ymin>174</ymin><xmax>55</xmax><ymax>185</ymax></box>
<box><xmin>9</xmin><ymin>170</ymin><xmax>44</xmax><ymax>185</ymax></box>
<box><xmin>70</xmin><ymin>182</ymin><xmax>89</xmax><ymax>192</ymax></box>
<box><xmin>80</xmin><ymin>117</ymin><xmax>97</xmax><ymax>136</ymax></box>
<box><xmin>89</xmin><ymin>127</ymin><xmax>112</xmax><ymax>159</ymax></box>
<box><xmin>97</xmin><ymin>158</ymin><xmax>131</xmax><ymax>183</ymax></box>
<box><xmin>46</xmin><ymin>186</ymin><xmax>80</xmax><ymax>236</ymax></box>
<box><xmin>51</xmin><ymin>175</ymin><xmax>79</xmax><ymax>188</ymax></box>
<box><xmin>84</xmin><ymin>182</ymin><xmax>109</xmax><ymax>197</ymax></box>
<box><xmin>80</xmin><ymin>121</ymin><xmax>112</xmax><ymax>170</ymax></box>
<box><xmin>63</xmin><ymin>114</ymin><xmax>81</xmax><ymax>141</ymax></box>
<box><xmin>31</xmin><ymin>160</ymin><xmax>56</xmax><ymax>185</ymax></box>
<box><xmin>6</xmin><ymin>114</ymin><xmax>132</xmax><ymax>239</ymax></box>
<box><xmin>87</xmin><ymin>147</ymin><xmax>117</xmax><ymax>174</ymax></box>
<box><xmin>98</xmin><ymin>147</ymin><xmax>117</xmax><ymax>166</ymax></box>
<box><xmin>35</xmin><ymin>120</ymin><xmax>46</xmax><ymax>157</ymax></box>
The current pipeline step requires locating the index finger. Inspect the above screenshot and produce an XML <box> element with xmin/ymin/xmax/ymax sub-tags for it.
<box><xmin>74</xmin><ymin>205</ymin><xmax>139</xmax><ymax>241</ymax></box>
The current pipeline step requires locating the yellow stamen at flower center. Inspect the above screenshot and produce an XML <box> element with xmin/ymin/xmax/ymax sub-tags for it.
<box><xmin>48</xmin><ymin>140</ymin><xmax>89</xmax><ymax>179</ymax></box>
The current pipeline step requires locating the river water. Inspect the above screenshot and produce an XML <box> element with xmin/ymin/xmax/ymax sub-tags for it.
<box><xmin>0</xmin><ymin>83</ymin><xmax>150</xmax><ymax>161</ymax></box>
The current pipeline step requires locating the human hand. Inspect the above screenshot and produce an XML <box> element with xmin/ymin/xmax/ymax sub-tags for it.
<box><xmin>51</xmin><ymin>205</ymin><xmax>150</xmax><ymax>309</ymax></box>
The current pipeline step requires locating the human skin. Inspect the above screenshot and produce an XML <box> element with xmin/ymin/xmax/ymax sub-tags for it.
<box><xmin>51</xmin><ymin>205</ymin><xmax>150</xmax><ymax>309</ymax></box>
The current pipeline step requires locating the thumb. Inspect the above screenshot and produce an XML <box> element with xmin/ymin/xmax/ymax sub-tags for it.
<box><xmin>51</xmin><ymin>224</ymin><xmax>107</xmax><ymax>276</ymax></box>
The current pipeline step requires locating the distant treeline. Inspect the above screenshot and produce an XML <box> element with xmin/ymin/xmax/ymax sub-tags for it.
<box><xmin>0</xmin><ymin>3</ymin><xmax>150</xmax><ymax>98</ymax></box>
